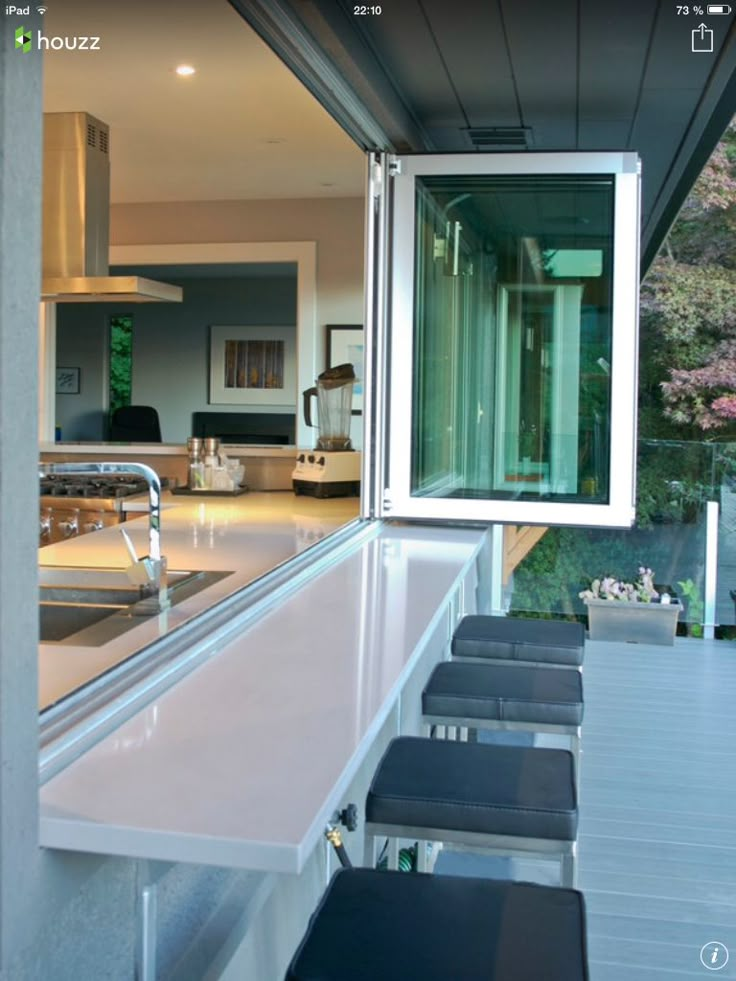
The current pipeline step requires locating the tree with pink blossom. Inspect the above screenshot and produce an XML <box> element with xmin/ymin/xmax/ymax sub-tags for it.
<box><xmin>640</xmin><ymin>120</ymin><xmax>736</xmax><ymax>436</ymax></box>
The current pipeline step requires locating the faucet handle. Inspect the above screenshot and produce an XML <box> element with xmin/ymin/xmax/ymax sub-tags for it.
<box><xmin>119</xmin><ymin>527</ymin><xmax>170</xmax><ymax>609</ymax></box>
<box><xmin>120</xmin><ymin>527</ymin><xmax>156</xmax><ymax>586</ymax></box>
<box><xmin>119</xmin><ymin>526</ymin><xmax>140</xmax><ymax>564</ymax></box>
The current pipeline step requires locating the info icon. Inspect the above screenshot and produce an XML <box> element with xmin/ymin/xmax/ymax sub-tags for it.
<box><xmin>700</xmin><ymin>941</ymin><xmax>729</xmax><ymax>971</ymax></box>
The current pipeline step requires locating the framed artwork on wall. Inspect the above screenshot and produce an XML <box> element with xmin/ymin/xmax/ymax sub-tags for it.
<box><xmin>209</xmin><ymin>325</ymin><xmax>296</xmax><ymax>406</ymax></box>
<box><xmin>56</xmin><ymin>367</ymin><xmax>80</xmax><ymax>394</ymax></box>
<box><xmin>326</xmin><ymin>325</ymin><xmax>363</xmax><ymax>414</ymax></box>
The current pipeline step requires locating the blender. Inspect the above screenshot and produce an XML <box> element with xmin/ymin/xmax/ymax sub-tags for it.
<box><xmin>292</xmin><ymin>363</ymin><xmax>361</xmax><ymax>497</ymax></box>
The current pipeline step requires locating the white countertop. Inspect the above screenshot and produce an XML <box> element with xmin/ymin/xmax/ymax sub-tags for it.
<box><xmin>39</xmin><ymin>492</ymin><xmax>359</xmax><ymax>710</ymax></box>
<box><xmin>39</xmin><ymin>523</ymin><xmax>486</xmax><ymax>873</ymax></box>
<box><xmin>40</xmin><ymin>443</ymin><xmax>298</xmax><ymax>458</ymax></box>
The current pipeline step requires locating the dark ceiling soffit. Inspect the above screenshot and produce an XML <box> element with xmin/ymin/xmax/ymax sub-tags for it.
<box><xmin>227</xmin><ymin>0</ymin><xmax>429</xmax><ymax>153</ymax></box>
<box><xmin>641</xmin><ymin>23</ymin><xmax>736</xmax><ymax>274</ymax></box>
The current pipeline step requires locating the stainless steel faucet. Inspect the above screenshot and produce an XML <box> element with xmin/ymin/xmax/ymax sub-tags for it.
<box><xmin>38</xmin><ymin>461</ymin><xmax>169</xmax><ymax>610</ymax></box>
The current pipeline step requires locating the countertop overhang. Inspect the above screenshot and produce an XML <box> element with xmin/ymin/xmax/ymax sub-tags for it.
<box><xmin>39</xmin><ymin>523</ymin><xmax>487</xmax><ymax>874</ymax></box>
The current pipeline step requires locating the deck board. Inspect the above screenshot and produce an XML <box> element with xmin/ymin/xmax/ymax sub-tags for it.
<box><xmin>579</xmin><ymin>636</ymin><xmax>736</xmax><ymax>978</ymax></box>
<box><xmin>434</xmin><ymin>635</ymin><xmax>736</xmax><ymax>977</ymax></box>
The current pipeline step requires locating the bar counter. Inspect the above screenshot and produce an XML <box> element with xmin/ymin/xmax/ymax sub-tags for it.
<box><xmin>39</xmin><ymin>520</ymin><xmax>489</xmax><ymax>874</ymax></box>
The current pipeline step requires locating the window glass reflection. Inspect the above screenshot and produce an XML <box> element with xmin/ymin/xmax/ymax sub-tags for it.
<box><xmin>411</xmin><ymin>174</ymin><xmax>614</xmax><ymax>503</ymax></box>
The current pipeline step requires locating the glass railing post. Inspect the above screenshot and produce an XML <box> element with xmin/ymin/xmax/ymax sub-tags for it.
<box><xmin>704</xmin><ymin>500</ymin><xmax>719</xmax><ymax>640</ymax></box>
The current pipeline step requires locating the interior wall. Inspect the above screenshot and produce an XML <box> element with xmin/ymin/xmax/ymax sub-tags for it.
<box><xmin>134</xmin><ymin>276</ymin><xmax>296</xmax><ymax>443</ymax></box>
<box><xmin>56</xmin><ymin>275</ymin><xmax>297</xmax><ymax>443</ymax></box>
<box><xmin>54</xmin><ymin>308</ymin><xmax>108</xmax><ymax>440</ymax></box>
<box><xmin>111</xmin><ymin>196</ymin><xmax>365</xmax><ymax>371</ymax></box>
<box><xmin>55</xmin><ymin>196</ymin><xmax>365</xmax><ymax>447</ymax></box>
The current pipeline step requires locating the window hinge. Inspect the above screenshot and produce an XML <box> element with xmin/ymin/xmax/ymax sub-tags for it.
<box><xmin>382</xmin><ymin>489</ymin><xmax>393</xmax><ymax>512</ymax></box>
<box><xmin>369</xmin><ymin>152</ymin><xmax>386</xmax><ymax>199</ymax></box>
<box><xmin>388</xmin><ymin>156</ymin><xmax>402</xmax><ymax>177</ymax></box>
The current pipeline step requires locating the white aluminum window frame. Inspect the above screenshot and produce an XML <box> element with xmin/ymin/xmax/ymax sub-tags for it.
<box><xmin>382</xmin><ymin>151</ymin><xmax>641</xmax><ymax>528</ymax></box>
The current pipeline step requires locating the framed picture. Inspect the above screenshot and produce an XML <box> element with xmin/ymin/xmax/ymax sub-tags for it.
<box><xmin>209</xmin><ymin>325</ymin><xmax>296</xmax><ymax>405</ymax></box>
<box><xmin>326</xmin><ymin>325</ymin><xmax>363</xmax><ymax>414</ymax></box>
<box><xmin>55</xmin><ymin>367</ymin><xmax>80</xmax><ymax>394</ymax></box>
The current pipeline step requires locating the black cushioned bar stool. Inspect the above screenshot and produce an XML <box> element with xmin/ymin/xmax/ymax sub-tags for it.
<box><xmin>364</xmin><ymin>736</ymin><xmax>578</xmax><ymax>885</ymax></box>
<box><xmin>286</xmin><ymin>868</ymin><xmax>589</xmax><ymax>981</ymax></box>
<box><xmin>453</xmin><ymin>614</ymin><xmax>585</xmax><ymax>667</ymax></box>
<box><xmin>422</xmin><ymin>660</ymin><xmax>583</xmax><ymax>772</ymax></box>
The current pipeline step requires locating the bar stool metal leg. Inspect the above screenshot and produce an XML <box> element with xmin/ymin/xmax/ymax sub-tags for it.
<box><xmin>561</xmin><ymin>840</ymin><xmax>578</xmax><ymax>889</ymax></box>
<box><xmin>363</xmin><ymin>830</ymin><xmax>377</xmax><ymax>869</ymax></box>
<box><xmin>570</xmin><ymin>727</ymin><xmax>581</xmax><ymax>779</ymax></box>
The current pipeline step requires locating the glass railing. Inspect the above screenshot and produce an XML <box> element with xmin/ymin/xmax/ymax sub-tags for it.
<box><xmin>713</xmin><ymin>442</ymin><xmax>736</xmax><ymax>630</ymax></box>
<box><xmin>506</xmin><ymin>438</ymin><xmax>733</xmax><ymax>634</ymax></box>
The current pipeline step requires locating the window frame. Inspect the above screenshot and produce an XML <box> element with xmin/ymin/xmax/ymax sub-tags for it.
<box><xmin>381</xmin><ymin>151</ymin><xmax>641</xmax><ymax>527</ymax></box>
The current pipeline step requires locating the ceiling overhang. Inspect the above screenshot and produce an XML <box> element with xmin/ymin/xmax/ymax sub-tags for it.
<box><xmin>228</xmin><ymin>0</ymin><xmax>429</xmax><ymax>152</ymax></box>
<box><xmin>231</xmin><ymin>0</ymin><xmax>736</xmax><ymax>274</ymax></box>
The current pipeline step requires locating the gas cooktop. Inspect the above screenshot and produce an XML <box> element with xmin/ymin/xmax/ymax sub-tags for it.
<box><xmin>39</xmin><ymin>474</ymin><xmax>151</xmax><ymax>499</ymax></box>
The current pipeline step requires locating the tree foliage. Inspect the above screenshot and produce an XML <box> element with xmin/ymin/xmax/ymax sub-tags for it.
<box><xmin>109</xmin><ymin>316</ymin><xmax>133</xmax><ymax>417</ymax></box>
<box><xmin>639</xmin><ymin>119</ymin><xmax>736</xmax><ymax>436</ymax></box>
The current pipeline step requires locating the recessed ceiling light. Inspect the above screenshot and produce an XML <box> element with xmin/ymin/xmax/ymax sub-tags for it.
<box><xmin>175</xmin><ymin>65</ymin><xmax>196</xmax><ymax>77</ymax></box>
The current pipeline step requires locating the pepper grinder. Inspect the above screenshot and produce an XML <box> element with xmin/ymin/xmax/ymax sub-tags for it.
<box><xmin>202</xmin><ymin>437</ymin><xmax>220</xmax><ymax>489</ymax></box>
<box><xmin>187</xmin><ymin>437</ymin><xmax>205</xmax><ymax>489</ymax></box>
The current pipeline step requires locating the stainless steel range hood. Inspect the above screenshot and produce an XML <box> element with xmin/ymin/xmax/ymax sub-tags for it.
<box><xmin>41</xmin><ymin>112</ymin><xmax>182</xmax><ymax>303</ymax></box>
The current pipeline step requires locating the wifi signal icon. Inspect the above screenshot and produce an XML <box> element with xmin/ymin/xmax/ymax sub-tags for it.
<box><xmin>37</xmin><ymin>5</ymin><xmax>47</xmax><ymax>13</ymax></box>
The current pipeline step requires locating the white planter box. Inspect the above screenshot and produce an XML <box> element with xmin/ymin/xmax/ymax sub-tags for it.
<box><xmin>585</xmin><ymin>598</ymin><xmax>680</xmax><ymax>646</ymax></box>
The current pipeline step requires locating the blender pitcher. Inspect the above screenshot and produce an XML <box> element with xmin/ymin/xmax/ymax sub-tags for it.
<box><xmin>303</xmin><ymin>363</ymin><xmax>356</xmax><ymax>451</ymax></box>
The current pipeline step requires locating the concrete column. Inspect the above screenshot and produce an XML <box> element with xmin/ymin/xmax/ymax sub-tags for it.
<box><xmin>0</xmin><ymin>14</ymin><xmax>44</xmax><ymax>970</ymax></box>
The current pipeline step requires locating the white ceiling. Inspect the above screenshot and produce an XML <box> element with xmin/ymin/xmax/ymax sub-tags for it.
<box><xmin>42</xmin><ymin>0</ymin><xmax>366</xmax><ymax>203</ymax></box>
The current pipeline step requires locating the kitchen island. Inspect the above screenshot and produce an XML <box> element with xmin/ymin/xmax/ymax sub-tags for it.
<box><xmin>39</xmin><ymin>490</ymin><xmax>359</xmax><ymax>710</ymax></box>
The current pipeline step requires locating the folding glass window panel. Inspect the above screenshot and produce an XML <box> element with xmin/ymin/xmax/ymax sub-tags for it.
<box><xmin>384</xmin><ymin>153</ymin><xmax>640</xmax><ymax>527</ymax></box>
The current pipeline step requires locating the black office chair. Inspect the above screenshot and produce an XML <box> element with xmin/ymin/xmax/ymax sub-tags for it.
<box><xmin>109</xmin><ymin>405</ymin><xmax>162</xmax><ymax>442</ymax></box>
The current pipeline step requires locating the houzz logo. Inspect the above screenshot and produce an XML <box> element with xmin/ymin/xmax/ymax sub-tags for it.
<box><xmin>13</xmin><ymin>25</ymin><xmax>101</xmax><ymax>52</ymax></box>
<box><xmin>15</xmin><ymin>25</ymin><xmax>31</xmax><ymax>52</ymax></box>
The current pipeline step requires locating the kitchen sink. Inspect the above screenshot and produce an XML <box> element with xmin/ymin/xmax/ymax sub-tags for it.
<box><xmin>39</xmin><ymin>567</ymin><xmax>233</xmax><ymax>645</ymax></box>
<box><xmin>40</xmin><ymin>602</ymin><xmax>128</xmax><ymax>643</ymax></box>
<box><xmin>39</xmin><ymin>568</ymin><xmax>194</xmax><ymax>606</ymax></box>
<box><xmin>39</xmin><ymin>566</ymin><xmax>195</xmax><ymax>589</ymax></box>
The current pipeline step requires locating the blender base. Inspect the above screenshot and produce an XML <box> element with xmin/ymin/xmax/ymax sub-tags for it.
<box><xmin>292</xmin><ymin>478</ymin><xmax>360</xmax><ymax>499</ymax></box>
<box><xmin>291</xmin><ymin>450</ymin><xmax>361</xmax><ymax>498</ymax></box>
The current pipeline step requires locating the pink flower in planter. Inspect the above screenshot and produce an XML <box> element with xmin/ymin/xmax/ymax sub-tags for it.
<box><xmin>580</xmin><ymin>568</ymin><xmax>660</xmax><ymax>603</ymax></box>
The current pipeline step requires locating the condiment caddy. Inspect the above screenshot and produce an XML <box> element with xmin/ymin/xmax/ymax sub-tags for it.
<box><xmin>173</xmin><ymin>437</ymin><xmax>248</xmax><ymax>495</ymax></box>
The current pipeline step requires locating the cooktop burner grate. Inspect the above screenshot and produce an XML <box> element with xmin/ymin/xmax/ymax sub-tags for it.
<box><xmin>39</xmin><ymin>475</ymin><xmax>150</xmax><ymax>499</ymax></box>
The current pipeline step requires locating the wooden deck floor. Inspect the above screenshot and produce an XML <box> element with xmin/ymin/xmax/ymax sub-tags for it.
<box><xmin>434</xmin><ymin>635</ymin><xmax>736</xmax><ymax>977</ymax></box>
<box><xmin>578</xmin><ymin>636</ymin><xmax>736</xmax><ymax>979</ymax></box>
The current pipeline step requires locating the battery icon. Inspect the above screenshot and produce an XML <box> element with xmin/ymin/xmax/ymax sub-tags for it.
<box><xmin>707</xmin><ymin>4</ymin><xmax>732</xmax><ymax>12</ymax></box>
